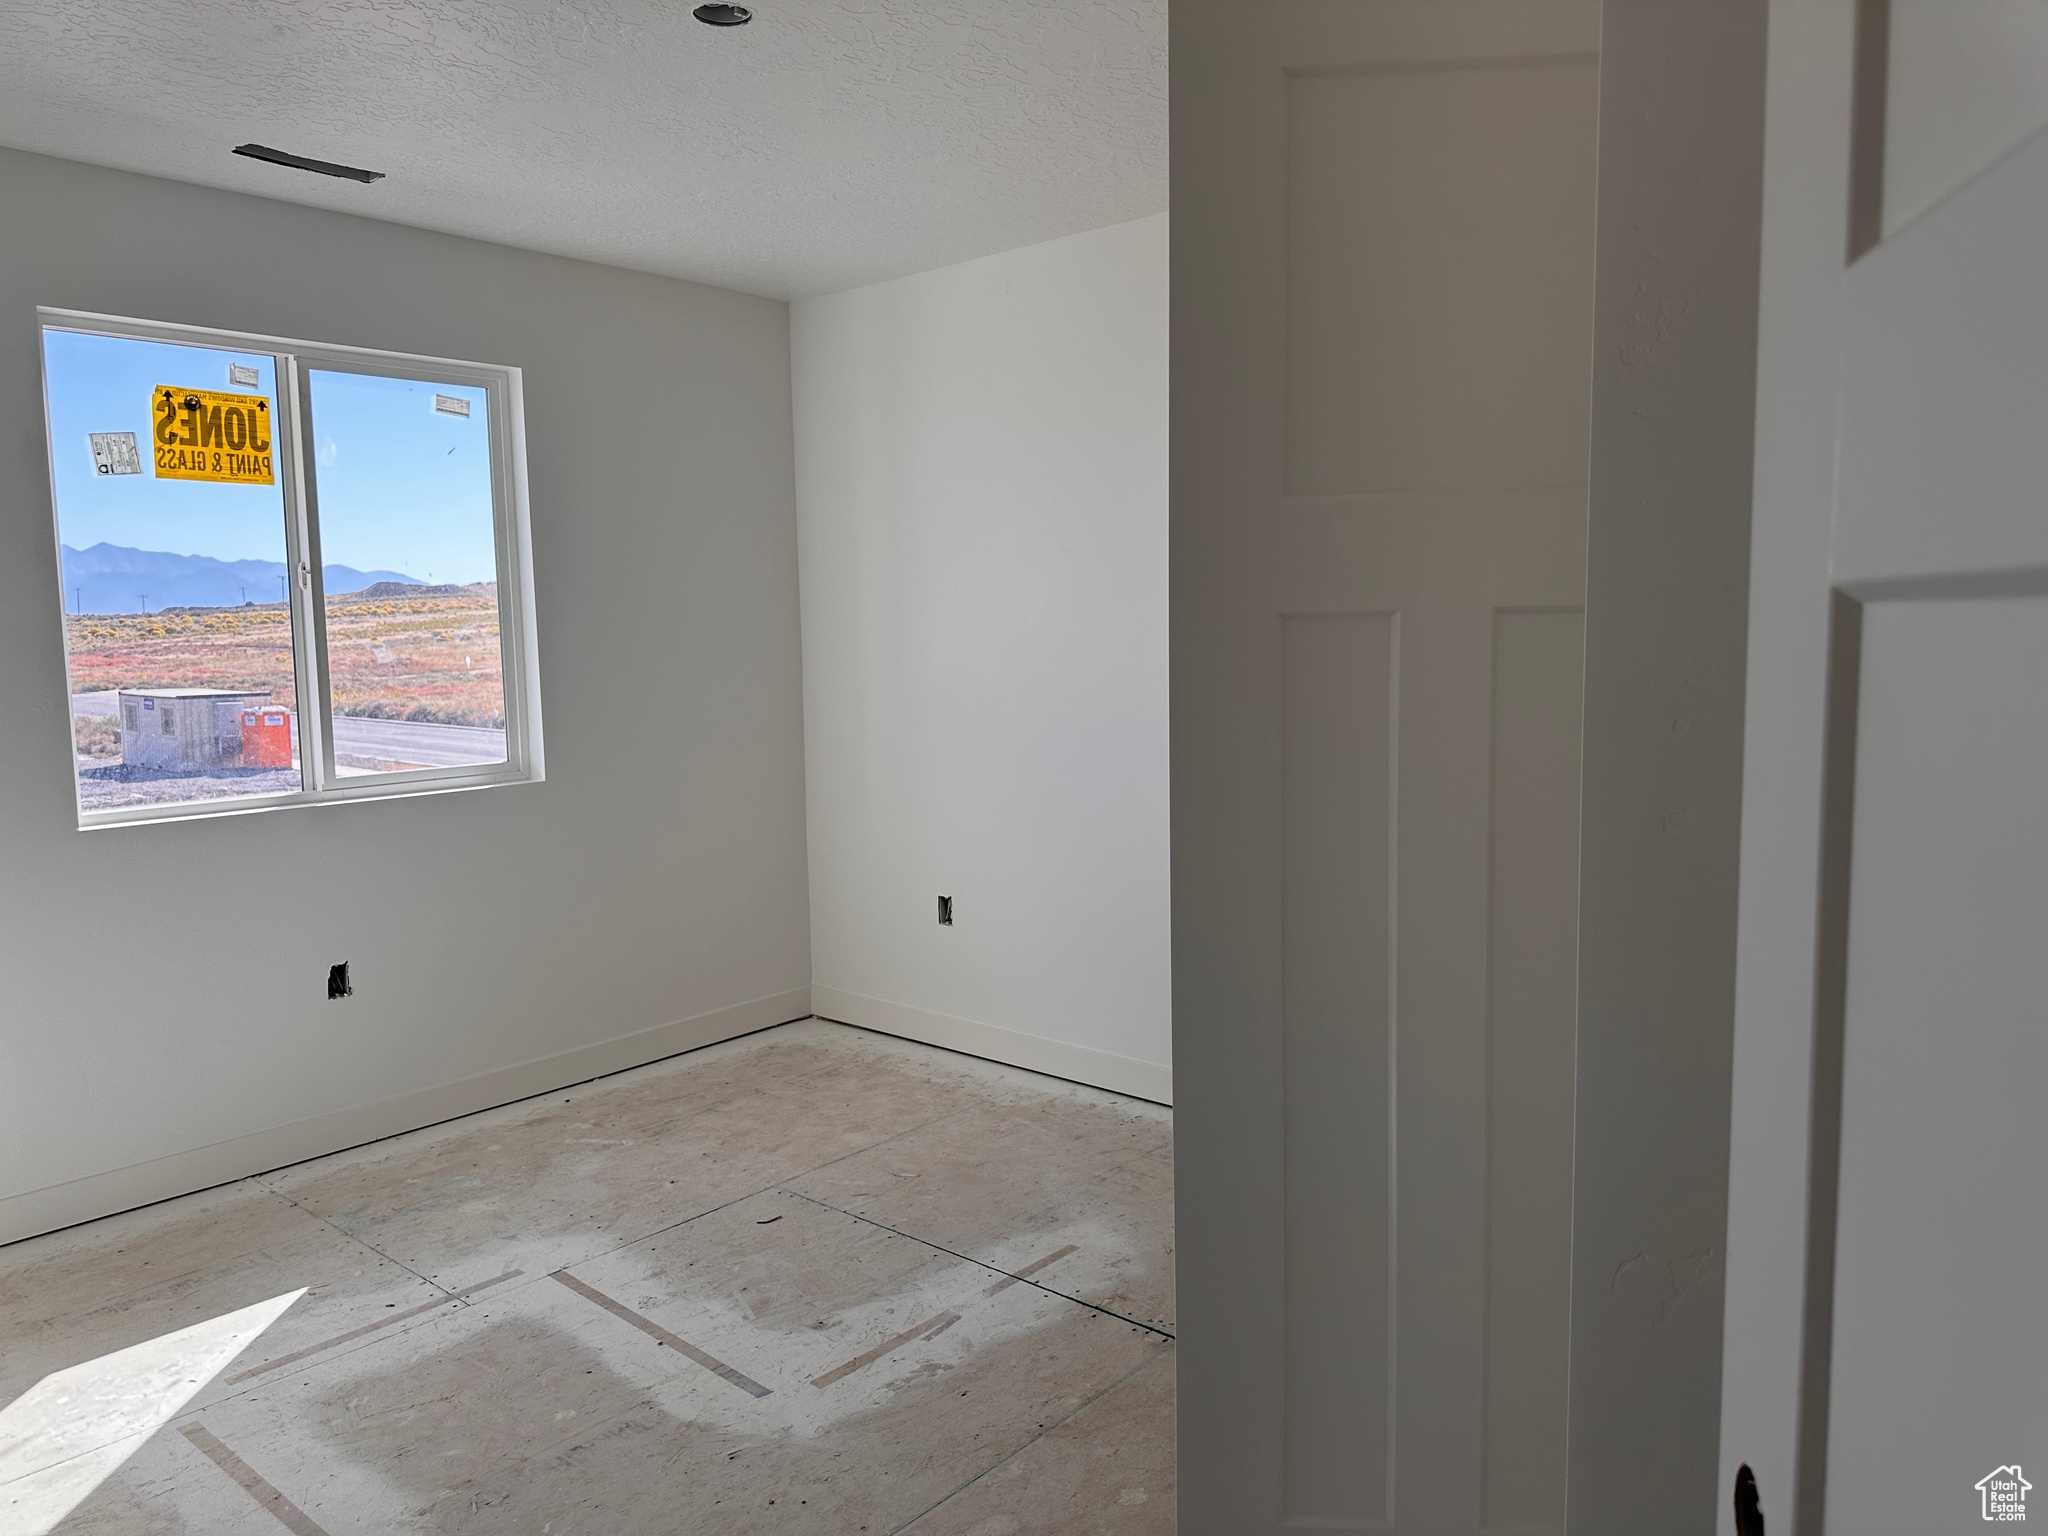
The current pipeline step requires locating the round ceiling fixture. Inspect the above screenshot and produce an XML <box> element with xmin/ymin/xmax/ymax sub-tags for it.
<box><xmin>693</xmin><ymin>3</ymin><xmax>752</xmax><ymax>24</ymax></box>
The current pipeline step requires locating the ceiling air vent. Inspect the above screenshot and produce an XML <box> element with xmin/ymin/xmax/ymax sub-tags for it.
<box><xmin>232</xmin><ymin>144</ymin><xmax>384</xmax><ymax>183</ymax></box>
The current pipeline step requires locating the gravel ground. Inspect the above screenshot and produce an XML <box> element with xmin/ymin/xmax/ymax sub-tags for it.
<box><xmin>76</xmin><ymin>761</ymin><xmax>301</xmax><ymax>812</ymax></box>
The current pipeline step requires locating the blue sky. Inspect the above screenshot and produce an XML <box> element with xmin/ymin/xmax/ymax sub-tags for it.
<box><xmin>42</xmin><ymin>329</ymin><xmax>500</xmax><ymax>586</ymax></box>
<box><xmin>309</xmin><ymin>369</ymin><xmax>496</xmax><ymax>585</ymax></box>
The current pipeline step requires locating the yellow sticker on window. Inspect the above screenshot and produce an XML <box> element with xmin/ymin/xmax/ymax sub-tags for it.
<box><xmin>151</xmin><ymin>386</ymin><xmax>275</xmax><ymax>484</ymax></box>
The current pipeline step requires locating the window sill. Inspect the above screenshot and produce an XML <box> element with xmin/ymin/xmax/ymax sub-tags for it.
<box><xmin>75</xmin><ymin>761</ymin><xmax>543</xmax><ymax>831</ymax></box>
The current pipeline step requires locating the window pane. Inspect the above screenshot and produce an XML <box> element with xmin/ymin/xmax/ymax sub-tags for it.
<box><xmin>307</xmin><ymin>371</ymin><xmax>508</xmax><ymax>777</ymax></box>
<box><xmin>42</xmin><ymin>329</ymin><xmax>302</xmax><ymax>813</ymax></box>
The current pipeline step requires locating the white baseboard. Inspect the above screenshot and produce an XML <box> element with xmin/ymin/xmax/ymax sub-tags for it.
<box><xmin>810</xmin><ymin>985</ymin><xmax>1172</xmax><ymax>1106</ymax></box>
<box><xmin>0</xmin><ymin>986</ymin><xmax>814</xmax><ymax>1248</ymax></box>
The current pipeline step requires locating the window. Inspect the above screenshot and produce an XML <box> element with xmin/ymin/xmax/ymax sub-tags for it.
<box><xmin>39</xmin><ymin>310</ymin><xmax>542</xmax><ymax>826</ymax></box>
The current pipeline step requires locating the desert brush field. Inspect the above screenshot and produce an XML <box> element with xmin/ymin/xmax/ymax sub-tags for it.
<box><xmin>64</xmin><ymin>584</ymin><xmax>505</xmax><ymax>731</ymax></box>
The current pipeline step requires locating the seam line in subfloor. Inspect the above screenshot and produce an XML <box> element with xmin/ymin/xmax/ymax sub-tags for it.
<box><xmin>983</xmin><ymin>1243</ymin><xmax>1080</xmax><ymax>1295</ymax></box>
<box><xmin>886</xmin><ymin>1344</ymin><xmax>1173</xmax><ymax>1535</ymax></box>
<box><xmin>784</xmin><ymin>1190</ymin><xmax>1176</xmax><ymax>1340</ymax></box>
<box><xmin>179</xmin><ymin>1423</ymin><xmax>330</xmax><ymax>1536</ymax></box>
<box><xmin>812</xmin><ymin>1240</ymin><xmax>1089</xmax><ymax>1388</ymax></box>
<box><xmin>223</xmin><ymin>1270</ymin><xmax>522</xmax><ymax>1384</ymax></box>
<box><xmin>239</xmin><ymin>1025</ymin><xmax>948</xmax><ymax>1288</ymax></box>
<box><xmin>551</xmin><ymin>1270</ymin><xmax>772</xmax><ymax>1396</ymax></box>
<box><xmin>209</xmin><ymin>1104</ymin><xmax>972</xmax><ymax>1398</ymax></box>
<box><xmin>258</xmin><ymin>1184</ymin><xmax>473</xmax><ymax>1304</ymax></box>
<box><xmin>536</xmin><ymin>1106</ymin><xmax>976</xmax><ymax>1278</ymax></box>
<box><xmin>812</xmin><ymin>1310</ymin><xmax>964</xmax><ymax>1388</ymax></box>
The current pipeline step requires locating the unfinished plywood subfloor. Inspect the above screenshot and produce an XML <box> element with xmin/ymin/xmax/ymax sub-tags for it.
<box><xmin>1</xmin><ymin>1021</ymin><xmax>1175</xmax><ymax>1534</ymax></box>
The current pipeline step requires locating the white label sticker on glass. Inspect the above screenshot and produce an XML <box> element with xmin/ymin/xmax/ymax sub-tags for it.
<box><xmin>434</xmin><ymin>394</ymin><xmax>471</xmax><ymax>418</ymax></box>
<box><xmin>229</xmin><ymin>363</ymin><xmax>260</xmax><ymax>388</ymax></box>
<box><xmin>88</xmin><ymin>431</ymin><xmax>142</xmax><ymax>476</ymax></box>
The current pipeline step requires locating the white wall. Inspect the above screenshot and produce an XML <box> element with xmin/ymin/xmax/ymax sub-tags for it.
<box><xmin>791</xmin><ymin>215</ymin><xmax>1170</xmax><ymax>1103</ymax></box>
<box><xmin>0</xmin><ymin>147</ymin><xmax>813</xmax><ymax>1243</ymax></box>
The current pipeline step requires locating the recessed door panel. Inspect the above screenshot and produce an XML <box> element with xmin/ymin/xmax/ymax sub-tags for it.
<box><xmin>1824</xmin><ymin>593</ymin><xmax>2048</xmax><ymax>1533</ymax></box>
<box><xmin>1483</xmin><ymin>607</ymin><xmax>1584</xmax><ymax>1535</ymax></box>
<box><xmin>1286</xmin><ymin>59</ymin><xmax>1598</xmax><ymax>497</ymax></box>
<box><xmin>1283</xmin><ymin>611</ymin><xmax>1396</xmax><ymax>1526</ymax></box>
<box><xmin>1884</xmin><ymin>0</ymin><xmax>2048</xmax><ymax>238</ymax></box>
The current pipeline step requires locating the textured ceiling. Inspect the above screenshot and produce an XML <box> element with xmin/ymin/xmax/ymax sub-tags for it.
<box><xmin>0</xmin><ymin>0</ymin><xmax>1166</xmax><ymax>299</ymax></box>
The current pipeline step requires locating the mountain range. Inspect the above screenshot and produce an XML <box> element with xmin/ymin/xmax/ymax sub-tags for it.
<box><xmin>59</xmin><ymin>543</ymin><xmax>421</xmax><ymax>615</ymax></box>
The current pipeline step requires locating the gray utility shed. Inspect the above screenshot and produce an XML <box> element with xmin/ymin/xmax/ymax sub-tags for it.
<box><xmin>118</xmin><ymin>689</ymin><xmax>269</xmax><ymax>771</ymax></box>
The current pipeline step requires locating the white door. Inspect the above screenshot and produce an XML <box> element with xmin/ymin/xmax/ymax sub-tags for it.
<box><xmin>1721</xmin><ymin>3</ymin><xmax>2048</xmax><ymax>1531</ymax></box>
<box><xmin>1173</xmin><ymin>4</ymin><xmax>1599</xmax><ymax>1531</ymax></box>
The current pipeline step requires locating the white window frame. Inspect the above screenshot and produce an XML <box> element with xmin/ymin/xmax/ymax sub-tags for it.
<box><xmin>39</xmin><ymin>308</ymin><xmax>545</xmax><ymax>829</ymax></box>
